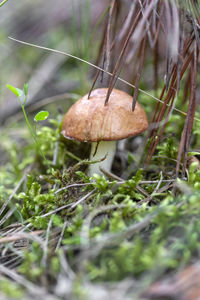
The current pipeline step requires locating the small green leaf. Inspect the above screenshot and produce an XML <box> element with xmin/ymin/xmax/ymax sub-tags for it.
<box><xmin>6</xmin><ymin>84</ymin><xmax>23</xmax><ymax>98</ymax></box>
<box><xmin>23</xmin><ymin>83</ymin><xmax>29</xmax><ymax>96</ymax></box>
<box><xmin>34</xmin><ymin>111</ymin><xmax>49</xmax><ymax>122</ymax></box>
<box><xmin>188</xmin><ymin>152</ymin><xmax>200</xmax><ymax>156</ymax></box>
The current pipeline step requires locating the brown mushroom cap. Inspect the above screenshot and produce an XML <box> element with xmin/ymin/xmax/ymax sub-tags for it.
<box><xmin>62</xmin><ymin>88</ymin><xmax>148</xmax><ymax>142</ymax></box>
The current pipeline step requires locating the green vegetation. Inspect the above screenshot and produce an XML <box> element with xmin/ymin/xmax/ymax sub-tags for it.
<box><xmin>7</xmin><ymin>84</ymin><xmax>49</xmax><ymax>164</ymax></box>
<box><xmin>1</xmin><ymin>93</ymin><xmax>200</xmax><ymax>296</ymax></box>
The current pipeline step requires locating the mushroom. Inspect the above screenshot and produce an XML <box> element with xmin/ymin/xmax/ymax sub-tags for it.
<box><xmin>62</xmin><ymin>88</ymin><xmax>148</xmax><ymax>176</ymax></box>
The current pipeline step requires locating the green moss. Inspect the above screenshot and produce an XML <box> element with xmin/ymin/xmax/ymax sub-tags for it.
<box><xmin>1</xmin><ymin>74</ymin><xmax>200</xmax><ymax>298</ymax></box>
<box><xmin>0</xmin><ymin>278</ymin><xmax>24</xmax><ymax>299</ymax></box>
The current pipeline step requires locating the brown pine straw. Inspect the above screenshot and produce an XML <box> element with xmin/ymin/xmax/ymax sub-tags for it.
<box><xmin>176</xmin><ymin>42</ymin><xmax>198</xmax><ymax>176</ymax></box>
<box><xmin>145</xmin><ymin>37</ymin><xmax>196</xmax><ymax>166</ymax></box>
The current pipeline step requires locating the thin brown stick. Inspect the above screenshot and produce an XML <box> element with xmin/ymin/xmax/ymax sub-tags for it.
<box><xmin>132</xmin><ymin>36</ymin><xmax>146</xmax><ymax>111</ymax></box>
<box><xmin>104</xmin><ymin>7</ymin><xmax>143</xmax><ymax>105</ymax></box>
<box><xmin>176</xmin><ymin>43</ymin><xmax>197</xmax><ymax>176</ymax></box>
<box><xmin>105</xmin><ymin>0</ymin><xmax>116</xmax><ymax>71</ymax></box>
<box><xmin>145</xmin><ymin>37</ymin><xmax>195</xmax><ymax>164</ymax></box>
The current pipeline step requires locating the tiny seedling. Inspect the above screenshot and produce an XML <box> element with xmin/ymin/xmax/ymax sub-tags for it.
<box><xmin>7</xmin><ymin>83</ymin><xmax>49</xmax><ymax>165</ymax></box>
<box><xmin>34</xmin><ymin>110</ymin><xmax>49</xmax><ymax>135</ymax></box>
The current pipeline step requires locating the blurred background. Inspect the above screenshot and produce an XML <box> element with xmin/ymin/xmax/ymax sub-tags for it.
<box><xmin>0</xmin><ymin>0</ymin><xmax>108</xmax><ymax>124</ymax></box>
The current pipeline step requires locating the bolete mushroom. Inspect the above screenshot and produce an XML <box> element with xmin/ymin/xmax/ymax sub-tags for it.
<box><xmin>62</xmin><ymin>88</ymin><xmax>148</xmax><ymax>176</ymax></box>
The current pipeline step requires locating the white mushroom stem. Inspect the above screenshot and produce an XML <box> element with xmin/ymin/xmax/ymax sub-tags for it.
<box><xmin>88</xmin><ymin>141</ymin><xmax>117</xmax><ymax>176</ymax></box>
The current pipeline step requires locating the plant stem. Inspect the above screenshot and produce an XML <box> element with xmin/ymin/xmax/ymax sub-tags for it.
<box><xmin>21</xmin><ymin>104</ymin><xmax>48</xmax><ymax>164</ymax></box>
<box><xmin>0</xmin><ymin>0</ymin><xmax>9</xmax><ymax>7</ymax></box>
